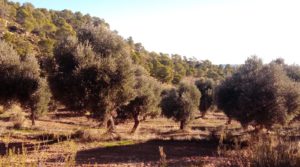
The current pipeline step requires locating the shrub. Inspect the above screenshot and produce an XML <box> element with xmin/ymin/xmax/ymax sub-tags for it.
<box><xmin>8</xmin><ymin>105</ymin><xmax>26</xmax><ymax>129</ymax></box>
<box><xmin>38</xmin><ymin>38</ymin><xmax>55</xmax><ymax>55</ymax></box>
<box><xmin>0</xmin><ymin>0</ymin><xmax>15</xmax><ymax>18</ymax></box>
<box><xmin>74</xmin><ymin>129</ymin><xmax>102</xmax><ymax>142</ymax></box>
<box><xmin>250</xmin><ymin>135</ymin><xmax>300</xmax><ymax>167</ymax></box>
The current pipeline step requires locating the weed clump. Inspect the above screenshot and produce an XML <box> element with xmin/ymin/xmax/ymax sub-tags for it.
<box><xmin>9</xmin><ymin>105</ymin><xmax>26</xmax><ymax>129</ymax></box>
<box><xmin>159</xmin><ymin>146</ymin><xmax>167</xmax><ymax>167</ymax></box>
<box><xmin>74</xmin><ymin>129</ymin><xmax>102</xmax><ymax>142</ymax></box>
<box><xmin>250</xmin><ymin>136</ymin><xmax>300</xmax><ymax>167</ymax></box>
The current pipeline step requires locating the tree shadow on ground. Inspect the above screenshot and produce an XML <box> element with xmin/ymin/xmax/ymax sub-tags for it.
<box><xmin>75</xmin><ymin>139</ymin><xmax>219</xmax><ymax>165</ymax></box>
<box><xmin>0</xmin><ymin>117</ymin><xmax>10</xmax><ymax>122</ymax></box>
<box><xmin>0</xmin><ymin>142</ymin><xmax>48</xmax><ymax>155</ymax></box>
<box><xmin>0</xmin><ymin>133</ymin><xmax>72</xmax><ymax>155</ymax></box>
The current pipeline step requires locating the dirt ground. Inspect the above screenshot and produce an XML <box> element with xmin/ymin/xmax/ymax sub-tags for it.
<box><xmin>0</xmin><ymin>109</ymin><xmax>299</xmax><ymax>166</ymax></box>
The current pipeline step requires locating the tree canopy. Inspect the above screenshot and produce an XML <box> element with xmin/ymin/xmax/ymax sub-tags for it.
<box><xmin>161</xmin><ymin>82</ymin><xmax>201</xmax><ymax>130</ymax></box>
<box><xmin>118</xmin><ymin>66</ymin><xmax>162</xmax><ymax>133</ymax></box>
<box><xmin>0</xmin><ymin>40</ymin><xmax>50</xmax><ymax>125</ymax></box>
<box><xmin>216</xmin><ymin>56</ymin><xmax>300</xmax><ymax>129</ymax></box>
<box><xmin>49</xmin><ymin>25</ymin><xmax>135</xmax><ymax>131</ymax></box>
<box><xmin>195</xmin><ymin>78</ymin><xmax>214</xmax><ymax>118</ymax></box>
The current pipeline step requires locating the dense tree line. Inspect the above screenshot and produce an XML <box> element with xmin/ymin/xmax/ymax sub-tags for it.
<box><xmin>0</xmin><ymin>0</ymin><xmax>234</xmax><ymax>84</ymax></box>
<box><xmin>0</xmin><ymin>0</ymin><xmax>299</xmax><ymax>132</ymax></box>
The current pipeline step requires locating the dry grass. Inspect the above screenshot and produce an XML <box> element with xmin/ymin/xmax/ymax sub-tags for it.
<box><xmin>249</xmin><ymin>135</ymin><xmax>300</xmax><ymax>167</ymax></box>
<box><xmin>10</xmin><ymin>111</ymin><xmax>26</xmax><ymax>129</ymax></box>
<box><xmin>0</xmin><ymin>140</ymin><xmax>79</xmax><ymax>167</ymax></box>
<box><xmin>74</xmin><ymin>128</ymin><xmax>105</xmax><ymax>142</ymax></box>
<box><xmin>0</xmin><ymin>110</ymin><xmax>299</xmax><ymax>166</ymax></box>
<box><xmin>216</xmin><ymin>132</ymin><xmax>300</xmax><ymax>167</ymax></box>
<box><xmin>0</xmin><ymin>106</ymin><xmax>4</xmax><ymax>115</ymax></box>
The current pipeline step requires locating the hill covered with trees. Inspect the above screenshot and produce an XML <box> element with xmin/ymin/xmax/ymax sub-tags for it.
<box><xmin>0</xmin><ymin>0</ymin><xmax>234</xmax><ymax>85</ymax></box>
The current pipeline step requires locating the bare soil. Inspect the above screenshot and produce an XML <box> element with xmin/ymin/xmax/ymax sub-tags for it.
<box><xmin>0</xmin><ymin>110</ymin><xmax>299</xmax><ymax>166</ymax></box>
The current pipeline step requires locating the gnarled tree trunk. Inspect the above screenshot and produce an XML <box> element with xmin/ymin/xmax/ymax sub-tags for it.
<box><xmin>226</xmin><ymin>118</ymin><xmax>232</xmax><ymax>125</ymax></box>
<box><xmin>131</xmin><ymin>115</ymin><xmax>140</xmax><ymax>133</ymax></box>
<box><xmin>201</xmin><ymin>111</ymin><xmax>206</xmax><ymax>119</ymax></box>
<box><xmin>31</xmin><ymin>111</ymin><xmax>35</xmax><ymax>126</ymax></box>
<box><xmin>180</xmin><ymin>120</ymin><xmax>187</xmax><ymax>130</ymax></box>
<box><xmin>107</xmin><ymin>115</ymin><xmax>116</xmax><ymax>132</ymax></box>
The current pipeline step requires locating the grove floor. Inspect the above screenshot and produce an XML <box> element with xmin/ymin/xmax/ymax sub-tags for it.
<box><xmin>0</xmin><ymin>109</ymin><xmax>299</xmax><ymax>166</ymax></box>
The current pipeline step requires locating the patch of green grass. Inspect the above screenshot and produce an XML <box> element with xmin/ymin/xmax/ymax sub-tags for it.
<box><xmin>7</xmin><ymin>128</ymin><xmax>48</xmax><ymax>138</ymax></box>
<box><xmin>12</xmin><ymin>128</ymin><xmax>42</xmax><ymax>134</ymax></box>
<box><xmin>101</xmin><ymin>140</ymin><xmax>136</xmax><ymax>147</ymax></box>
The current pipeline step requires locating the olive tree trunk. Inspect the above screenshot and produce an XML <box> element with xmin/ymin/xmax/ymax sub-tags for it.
<box><xmin>226</xmin><ymin>118</ymin><xmax>232</xmax><ymax>125</ymax></box>
<box><xmin>31</xmin><ymin>111</ymin><xmax>35</xmax><ymax>126</ymax></box>
<box><xmin>201</xmin><ymin>111</ymin><xmax>206</xmax><ymax>119</ymax></box>
<box><xmin>107</xmin><ymin>115</ymin><xmax>116</xmax><ymax>132</ymax></box>
<box><xmin>131</xmin><ymin>115</ymin><xmax>140</xmax><ymax>134</ymax></box>
<box><xmin>180</xmin><ymin>120</ymin><xmax>187</xmax><ymax>130</ymax></box>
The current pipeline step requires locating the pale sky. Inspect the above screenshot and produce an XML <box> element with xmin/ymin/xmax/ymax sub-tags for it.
<box><xmin>12</xmin><ymin>0</ymin><xmax>300</xmax><ymax>64</ymax></box>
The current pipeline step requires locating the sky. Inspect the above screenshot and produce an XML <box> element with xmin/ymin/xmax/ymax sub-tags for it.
<box><xmin>11</xmin><ymin>0</ymin><xmax>300</xmax><ymax>65</ymax></box>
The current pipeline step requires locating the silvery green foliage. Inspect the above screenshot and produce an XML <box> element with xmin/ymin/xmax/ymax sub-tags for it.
<box><xmin>216</xmin><ymin>56</ymin><xmax>300</xmax><ymax>129</ymax></box>
<box><xmin>50</xmin><ymin>31</ymin><xmax>135</xmax><ymax>121</ymax></box>
<box><xmin>0</xmin><ymin>40</ymin><xmax>50</xmax><ymax>121</ymax></box>
<box><xmin>118</xmin><ymin>65</ymin><xmax>162</xmax><ymax>126</ymax></box>
<box><xmin>161</xmin><ymin>82</ymin><xmax>201</xmax><ymax>129</ymax></box>
<box><xmin>195</xmin><ymin>78</ymin><xmax>214</xmax><ymax>116</ymax></box>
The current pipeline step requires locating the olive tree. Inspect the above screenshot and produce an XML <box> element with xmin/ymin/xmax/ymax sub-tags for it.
<box><xmin>49</xmin><ymin>30</ymin><xmax>135</xmax><ymax>132</ymax></box>
<box><xmin>216</xmin><ymin>56</ymin><xmax>300</xmax><ymax>129</ymax></box>
<box><xmin>77</xmin><ymin>24</ymin><xmax>126</xmax><ymax>58</ymax></box>
<box><xmin>195</xmin><ymin>78</ymin><xmax>214</xmax><ymax>118</ymax></box>
<box><xmin>285</xmin><ymin>64</ymin><xmax>300</xmax><ymax>82</ymax></box>
<box><xmin>272</xmin><ymin>58</ymin><xmax>300</xmax><ymax>82</ymax></box>
<box><xmin>286</xmin><ymin>65</ymin><xmax>300</xmax><ymax>123</ymax></box>
<box><xmin>0</xmin><ymin>40</ymin><xmax>50</xmax><ymax>125</ymax></box>
<box><xmin>118</xmin><ymin>66</ymin><xmax>162</xmax><ymax>133</ymax></box>
<box><xmin>161</xmin><ymin>82</ymin><xmax>201</xmax><ymax>130</ymax></box>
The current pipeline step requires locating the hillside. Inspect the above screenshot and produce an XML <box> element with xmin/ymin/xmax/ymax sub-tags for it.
<box><xmin>0</xmin><ymin>0</ymin><xmax>234</xmax><ymax>84</ymax></box>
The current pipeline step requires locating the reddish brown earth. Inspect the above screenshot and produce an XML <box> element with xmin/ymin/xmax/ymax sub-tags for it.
<box><xmin>0</xmin><ymin>110</ymin><xmax>299</xmax><ymax>166</ymax></box>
